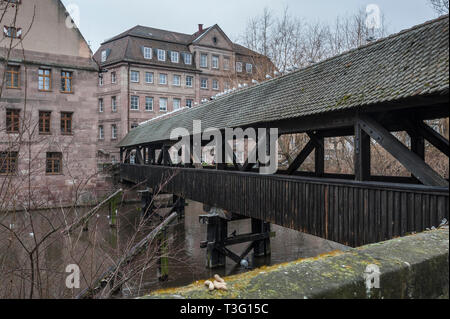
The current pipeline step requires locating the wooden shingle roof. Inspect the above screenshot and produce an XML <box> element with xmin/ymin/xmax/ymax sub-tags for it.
<box><xmin>118</xmin><ymin>15</ymin><xmax>449</xmax><ymax>148</ymax></box>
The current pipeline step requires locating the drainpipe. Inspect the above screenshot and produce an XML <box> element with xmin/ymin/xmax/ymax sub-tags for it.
<box><xmin>127</xmin><ymin>63</ymin><xmax>130</xmax><ymax>134</ymax></box>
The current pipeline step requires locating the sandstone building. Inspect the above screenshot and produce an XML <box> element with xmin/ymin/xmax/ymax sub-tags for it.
<box><xmin>94</xmin><ymin>24</ymin><xmax>274</xmax><ymax>162</ymax></box>
<box><xmin>0</xmin><ymin>0</ymin><xmax>99</xmax><ymax>209</ymax></box>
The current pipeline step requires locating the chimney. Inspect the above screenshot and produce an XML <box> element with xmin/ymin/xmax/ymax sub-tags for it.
<box><xmin>198</xmin><ymin>24</ymin><xmax>204</xmax><ymax>33</ymax></box>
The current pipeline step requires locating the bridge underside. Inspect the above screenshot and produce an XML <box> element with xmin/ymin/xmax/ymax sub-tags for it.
<box><xmin>120</xmin><ymin>164</ymin><xmax>448</xmax><ymax>247</ymax></box>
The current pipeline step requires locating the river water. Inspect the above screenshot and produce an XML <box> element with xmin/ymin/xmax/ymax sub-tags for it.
<box><xmin>0</xmin><ymin>200</ymin><xmax>348</xmax><ymax>299</ymax></box>
<box><xmin>118</xmin><ymin>200</ymin><xmax>348</xmax><ymax>298</ymax></box>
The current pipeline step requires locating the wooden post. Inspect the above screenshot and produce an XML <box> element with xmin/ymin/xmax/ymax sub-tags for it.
<box><xmin>314</xmin><ymin>135</ymin><xmax>325</xmax><ymax>177</ymax></box>
<box><xmin>251</xmin><ymin>219</ymin><xmax>271</xmax><ymax>257</ymax></box>
<box><xmin>149</xmin><ymin>147</ymin><xmax>156</xmax><ymax>165</ymax></box>
<box><xmin>354</xmin><ymin>122</ymin><xmax>371</xmax><ymax>181</ymax></box>
<box><xmin>205</xmin><ymin>216</ymin><xmax>227</xmax><ymax>268</ymax></box>
<box><xmin>157</xmin><ymin>227</ymin><xmax>169</xmax><ymax>281</ymax></box>
<box><xmin>173</xmin><ymin>195</ymin><xmax>185</xmax><ymax>220</ymax></box>
<box><xmin>217</xmin><ymin>135</ymin><xmax>227</xmax><ymax>170</ymax></box>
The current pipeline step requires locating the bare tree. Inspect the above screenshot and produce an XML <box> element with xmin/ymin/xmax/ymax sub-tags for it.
<box><xmin>428</xmin><ymin>0</ymin><xmax>449</xmax><ymax>15</ymax></box>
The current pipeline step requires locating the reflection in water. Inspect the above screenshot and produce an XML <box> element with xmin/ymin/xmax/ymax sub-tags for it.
<box><xmin>0</xmin><ymin>200</ymin><xmax>348</xmax><ymax>299</ymax></box>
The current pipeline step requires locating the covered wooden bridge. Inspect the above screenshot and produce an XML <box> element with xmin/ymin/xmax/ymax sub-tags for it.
<box><xmin>118</xmin><ymin>16</ymin><xmax>449</xmax><ymax>250</ymax></box>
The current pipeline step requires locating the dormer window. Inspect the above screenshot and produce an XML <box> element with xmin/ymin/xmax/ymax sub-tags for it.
<box><xmin>184</xmin><ymin>53</ymin><xmax>192</xmax><ymax>65</ymax></box>
<box><xmin>143</xmin><ymin>47</ymin><xmax>152</xmax><ymax>59</ymax></box>
<box><xmin>101</xmin><ymin>50</ymin><xmax>107</xmax><ymax>62</ymax></box>
<box><xmin>157</xmin><ymin>49</ymin><xmax>166</xmax><ymax>61</ymax></box>
<box><xmin>171</xmin><ymin>51</ymin><xmax>179</xmax><ymax>63</ymax></box>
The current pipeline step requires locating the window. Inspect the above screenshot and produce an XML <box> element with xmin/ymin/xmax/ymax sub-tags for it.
<box><xmin>200</xmin><ymin>54</ymin><xmax>208</xmax><ymax>68</ymax></box>
<box><xmin>143</xmin><ymin>47</ymin><xmax>152</xmax><ymax>59</ymax></box>
<box><xmin>60</xmin><ymin>112</ymin><xmax>72</xmax><ymax>134</ymax></box>
<box><xmin>224</xmin><ymin>82</ymin><xmax>230</xmax><ymax>90</ymax></box>
<box><xmin>130</xmin><ymin>96</ymin><xmax>139</xmax><ymax>110</ymax></box>
<box><xmin>6</xmin><ymin>109</ymin><xmax>20</xmax><ymax>133</ymax></box>
<box><xmin>145</xmin><ymin>72</ymin><xmax>153</xmax><ymax>83</ymax></box>
<box><xmin>184</xmin><ymin>53</ymin><xmax>192</xmax><ymax>65</ymax></box>
<box><xmin>130</xmin><ymin>70</ymin><xmax>139</xmax><ymax>83</ymax></box>
<box><xmin>111</xmin><ymin>124</ymin><xmax>118</xmax><ymax>140</ymax></box>
<box><xmin>201</xmin><ymin>78</ymin><xmax>208</xmax><ymax>89</ymax></box>
<box><xmin>101</xmin><ymin>50</ymin><xmax>107</xmax><ymax>62</ymax></box>
<box><xmin>171</xmin><ymin>51</ymin><xmax>179</xmax><ymax>63</ymax></box>
<box><xmin>112</xmin><ymin>96</ymin><xmax>117</xmax><ymax>112</ymax></box>
<box><xmin>186</xmin><ymin>76</ymin><xmax>193</xmax><ymax>87</ymax></box>
<box><xmin>111</xmin><ymin>72</ymin><xmax>117</xmax><ymax>84</ymax></box>
<box><xmin>6</xmin><ymin>65</ymin><xmax>20</xmax><ymax>89</ymax></box>
<box><xmin>0</xmin><ymin>151</ymin><xmax>18</xmax><ymax>175</ymax></box>
<box><xmin>224</xmin><ymin>57</ymin><xmax>230</xmax><ymax>70</ymax></box>
<box><xmin>46</xmin><ymin>152</ymin><xmax>62</xmax><ymax>175</ymax></box>
<box><xmin>61</xmin><ymin>71</ymin><xmax>73</xmax><ymax>93</ymax></box>
<box><xmin>98</xmin><ymin>125</ymin><xmax>104</xmax><ymax>140</ymax></box>
<box><xmin>99</xmin><ymin>75</ymin><xmax>104</xmax><ymax>86</ymax></box>
<box><xmin>212</xmin><ymin>79</ymin><xmax>219</xmax><ymax>90</ymax></box>
<box><xmin>3</xmin><ymin>26</ymin><xmax>22</xmax><ymax>39</ymax></box>
<box><xmin>99</xmin><ymin>98</ymin><xmax>104</xmax><ymax>112</ymax></box>
<box><xmin>145</xmin><ymin>97</ymin><xmax>153</xmax><ymax>111</ymax></box>
<box><xmin>236</xmin><ymin>62</ymin><xmax>243</xmax><ymax>73</ymax></box>
<box><xmin>186</xmin><ymin>99</ymin><xmax>193</xmax><ymax>108</ymax></box>
<box><xmin>39</xmin><ymin>111</ymin><xmax>51</xmax><ymax>134</ymax></box>
<box><xmin>246</xmin><ymin>63</ymin><xmax>253</xmax><ymax>74</ymax></box>
<box><xmin>38</xmin><ymin>69</ymin><xmax>51</xmax><ymax>91</ymax></box>
<box><xmin>182</xmin><ymin>76</ymin><xmax>195</xmax><ymax>89</ymax></box>
<box><xmin>173</xmin><ymin>98</ymin><xmax>181</xmax><ymax>110</ymax></box>
<box><xmin>157</xmin><ymin>49</ymin><xmax>166</xmax><ymax>61</ymax></box>
<box><xmin>212</xmin><ymin>55</ymin><xmax>219</xmax><ymax>69</ymax></box>
<box><xmin>173</xmin><ymin>74</ymin><xmax>181</xmax><ymax>86</ymax></box>
<box><xmin>159</xmin><ymin>98</ymin><xmax>168</xmax><ymax>112</ymax></box>
<box><xmin>159</xmin><ymin>73</ymin><xmax>167</xmax><ymax>85</ymax></box>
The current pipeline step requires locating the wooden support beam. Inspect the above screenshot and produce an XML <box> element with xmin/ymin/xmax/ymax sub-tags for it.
<box><xmin>135</xmin><ymin>147</ymin><xmax>144</xmax><ymax>164</ymax></box>
<box><xmin>149</xmin><ymin>147</ymin><xmax>156</xmax><ymax>165</ymax></box>
<box><xmin>415</xmin><ymin>121</ymin><xmax>449</xmax><ymax>157</ymax></box>
<box><xmin>162</xmin><ymin>145</ymin><xmax>172</xmax><ymax>166</ymax></box>
<box><xmin>354</xmin><ymin>122</ymin><xmax>371</xmax><ymax>181</ymax></box>
<box><xmin>217</xmin><ymin>135</ymin><xmax>227</xmax><ymax>170</ymax></box>
<box><xmin>223</xmin><ymin>231</ymin><xmax>275</xmax><ymax>247</ymax></box>
<box><xmin>156</xmin><ymin>148</ymin><xmax>163</xmax><ymax>165</ymax></box>
<box><xmin>286</xmin><ymin>135</ymin><xmax>319</xmax><ymax>175</ymax></box>
<box><xmin>311</xmin><ymin>134</ymin><xmax>325</xmax><ymax>177</ymax></box>
<box><xmin>409</xmin><ymin>130</ymin><xmax>425</xmax><ymax>160</ymax></box>
<box><xmin>357</xmin><ymin>115</ymin><xmax>448</xmax><ymax>187</ymax></box>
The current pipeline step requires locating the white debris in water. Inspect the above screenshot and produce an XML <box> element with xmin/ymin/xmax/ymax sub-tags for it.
<box><xmin>139</xmin><ymin>107</ymin><xmax>189</xmax><ymax>126</ymax></box>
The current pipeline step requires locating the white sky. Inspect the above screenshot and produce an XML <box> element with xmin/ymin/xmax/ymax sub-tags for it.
<box><xmin>61</xmin><ymin>0</ymin><xmax>439</xmax><ymax>53</ymax></box>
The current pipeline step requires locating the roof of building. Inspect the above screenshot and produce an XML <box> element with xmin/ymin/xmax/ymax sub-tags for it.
<box><xmin>118</xmin><ymin>15</ymin><xmax>449</xmax><ymax>148</ymax></box>
<box><xmin>94</xmin><ymin>24</ymin><xmax>262</xmax><ymax>68</ymax></box>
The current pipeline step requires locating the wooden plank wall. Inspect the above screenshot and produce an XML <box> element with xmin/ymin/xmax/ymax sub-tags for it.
<box><xmin>121</xmin><ymin>164</ymin><xmax>449</xmax><ymax>247</ymax></box>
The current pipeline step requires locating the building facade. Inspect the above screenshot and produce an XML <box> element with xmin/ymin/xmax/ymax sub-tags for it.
<box><xmin>0</xmin><ymin>0</ymin><xmax>100</xmax><ymax>209</ymax></box>
<box><xmin>94</xmin><ymin>24</ymin><xmax>274</xmax><ymax>162</ymax></box>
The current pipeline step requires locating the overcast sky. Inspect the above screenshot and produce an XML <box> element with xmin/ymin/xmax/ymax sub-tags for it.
<box><xmin>61</xmin><ymin>0</ymin><xmax>439</xmax><ymax>53</ymax></box>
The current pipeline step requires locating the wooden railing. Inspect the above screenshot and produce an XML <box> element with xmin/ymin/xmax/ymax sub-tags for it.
<box><xmin>120</xmin><ymin>164</ymin><xmax>449</xmax><ymax>247</ymax></box>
